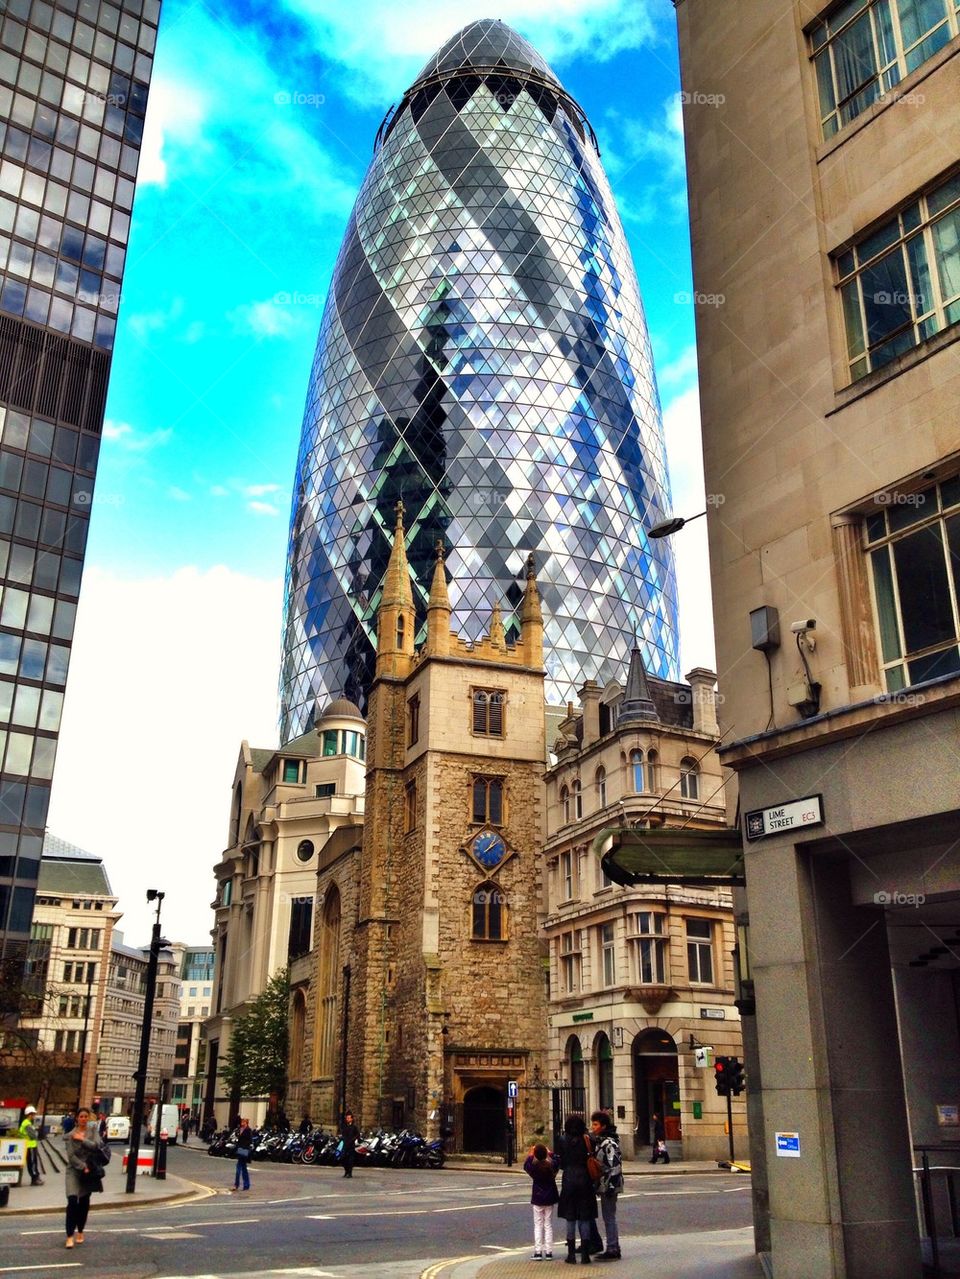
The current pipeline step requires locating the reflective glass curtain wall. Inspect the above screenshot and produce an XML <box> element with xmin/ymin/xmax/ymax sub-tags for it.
<box><xmin>281</xmin><ymin>21</ymin><xmax>679</xmax><ymax>739</ymax></box>
<box><xmin>0</xmin><ymin>0</ymin><xmax>160</xmax><ymax>957</ymax></box>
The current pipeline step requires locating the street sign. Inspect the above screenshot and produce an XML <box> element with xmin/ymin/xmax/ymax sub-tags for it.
<box><xmin>0</xmin><ymin>1139</ymin><xmax>25</xmax><ymax>1167</ymax></box>
<box><xmin>694</xmin><ymin>1047</ymin><xmax>714</xmax><ymax>1068</ymax></box>
<box><xmin>775</xmin><ymin>1132</ymin><xmax>801</xmax><ymax>1158</ymax></box>
<box><xmin>507</xmin><ymin>1080</ymin><xmax>518</xmax><ymax>1099</ymax></box>
<box><xmin>745</xmin><ymin>795</ymin><xmax>823</xmax><ymax>842</ymax></box>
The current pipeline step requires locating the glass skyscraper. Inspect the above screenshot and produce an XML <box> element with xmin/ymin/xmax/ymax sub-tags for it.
<box><xmin>281</xmin><ymin>19</ymin><xmax>678</xmax><ymax>739</ymax></box>
<box><xmin>0</xmin><ymin>0</ymin><xmax>160</xmax><ymax>963</ymax></box>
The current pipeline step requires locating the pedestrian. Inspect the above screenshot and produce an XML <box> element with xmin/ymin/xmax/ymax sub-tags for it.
<box><xmin>339</xmin><ymin>1109</ymin><xmax>360</xmax><ymax>1178</ymax></box>
<box><xmin>556</xmin><ymin>1113</ymin><xmax>599</xmax><ymax>1265</ymax></box>
<box><xmin>523</xmin><ymin>1141</ymin><xmax>559</xmax><ymax>1260</ymax></box>
<box><xmin>591</xmin><ymin>1111</ymin><xmax>623</xmax><ymax>1261</ymax></box>
<box><xmin>98</xmin><ymin>1114</ymin><xmax>108</xmax><ymax>1141</ymax></box>
<box><xmin>232</xmin><ymin>1117</ymin><xmax>252</xmax><ymax>1191</ymax></box>
<box><xmin>299</xmin><ymin>1114</ymin><xmax>311</xmax><ymax>1136</ymax></box>
<box><xmin>18</xmin><ymin>1105</ymin><xmax>43</xmax><ymax>1185</ymax></box>
<box><xmin>180</xmin><ymin>1109</ymin><xmax>189</xmax><ymax>1144</ymax></box>
<box><xmin>61</xmin><ymin>1110</ymin><xmax>76</xmax><ymax>1134</ymax></box>
<box><xmin>63</xmin><ymin>1106</ymin><xmax>106</xmax><ymax>1248</ymax></box>
<box><xmin>649</xmin><ymin>1113</ymin><xmax>670</xmax><ymax>1164</ymax></box>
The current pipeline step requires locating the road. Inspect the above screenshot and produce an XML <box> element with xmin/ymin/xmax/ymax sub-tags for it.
<box><xmin>0</xmin><ymin>1144</ymin><xmax>754</xmax><ymax>1278</ymax></box>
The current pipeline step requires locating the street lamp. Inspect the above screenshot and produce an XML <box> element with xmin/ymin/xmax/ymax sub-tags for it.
<box><xmin>125</xmin><ymin>889</ymin><xmax>169</xmax><ymax>1194</ymax></box>
<box><xmin>648</xmin><ymin>510</ymin><xmax>707</xmax><ymax>539</ymax></box>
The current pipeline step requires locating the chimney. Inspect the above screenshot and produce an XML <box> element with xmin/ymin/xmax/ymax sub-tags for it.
<box><xmin>685</xmin><ymin>667</ymin><xmax>719</xmax><ymax>737</ymax></box>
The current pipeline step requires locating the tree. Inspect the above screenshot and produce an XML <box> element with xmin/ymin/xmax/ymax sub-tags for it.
<box><xmin>221</xmin><ymin>968</ymin><xmax>290</xmax><ymax>1104</ymax></box>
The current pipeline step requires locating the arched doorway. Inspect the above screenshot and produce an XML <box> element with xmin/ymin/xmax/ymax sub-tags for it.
<box><xmin>462</xmin><ymin>1085</ymin><xmax>505</xmax><ymax>1153</ymax></box>
<box><xmin>632</xmin><ymin>1028</ymin><xmax>681</xmax><ymax>1150</ymax></box>
<box><xmin>595</xmin><ymin>1031</ymin><xmax>614</xmax><ymax>1112</ymax></box>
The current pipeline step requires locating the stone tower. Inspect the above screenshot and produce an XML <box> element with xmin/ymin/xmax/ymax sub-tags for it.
<box><xmin>347</xmin><ymin>506</ymin><xmax>549</xmax><ymax>1150</ymax></box>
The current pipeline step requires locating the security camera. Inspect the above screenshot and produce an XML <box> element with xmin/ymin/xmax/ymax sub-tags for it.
<box><xmin>790</xmin><ymin>618</ymin><xmax>816</xmax><ymax>633</ymax></box>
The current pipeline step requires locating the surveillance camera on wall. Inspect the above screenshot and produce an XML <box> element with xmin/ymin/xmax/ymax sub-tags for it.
<box><xmin>790</xmin><ymin>618</ymin><xmax>816</xmax><ymax>633</ymax></box>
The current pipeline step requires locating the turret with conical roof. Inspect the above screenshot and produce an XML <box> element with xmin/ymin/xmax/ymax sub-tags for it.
<box><xmin>618</xmin><ymin>642</ymin><xmax>659</xmax><ymax>725</ymax></box>
<box><xmin>424</xmin><ymin>540</ymin><xmax>451</xmax><ymax>656</ymax></box>
<box><xmin>376</xmin><ymin>502</ymin><xmax>416</xmax><ymax>679</ymax></box>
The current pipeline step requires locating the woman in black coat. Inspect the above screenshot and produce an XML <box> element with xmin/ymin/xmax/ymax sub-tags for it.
<box><xmin>556</xmin><ymin>1113</ymin><xmax>598</xmax><ymax>1265</ymax></box>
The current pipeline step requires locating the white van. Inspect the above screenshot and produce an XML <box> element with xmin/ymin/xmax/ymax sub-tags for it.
<box><xmin>145</xmin><ymin>1104</ymin><xmax>179</xmax><ymax>1145</ymax></box>
<box><xmin>106</xmin><ymin>1115</ymin><xmax>130</xmax><ymax>1142</ymax></box>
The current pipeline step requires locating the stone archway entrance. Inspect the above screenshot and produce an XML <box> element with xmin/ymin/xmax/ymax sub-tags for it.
<box><xmin>633</xmin><ymin>1028</ymin><xmax>680</xmax><ymax>1149</ymax></box>
<box><xmin>462</xmin><ymin>1084</ymin><xmax>506</xmax><ymax>1153</ymax></box>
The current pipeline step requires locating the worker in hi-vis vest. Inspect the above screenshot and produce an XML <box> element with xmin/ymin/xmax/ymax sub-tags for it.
<box><xmin>19</xmin><ymin>1105</ymin><xmax>43</xmax><ymax>1185</ymax></box>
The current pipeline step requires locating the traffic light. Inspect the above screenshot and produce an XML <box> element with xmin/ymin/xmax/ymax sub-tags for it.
<box><xmin>714</xmin><ymin>1055</ymin><xmax>745</xmax><ymax>1096</ymax></box>
<box><xmin>714</xmin><ymin>1055</ymin><xmax>733</xmax><ymax>1096</ymax></box>
<box><xmin>728</xmin><ymin>1057</ymin><xmax>746</xmax><ymax>1096</ymax></box>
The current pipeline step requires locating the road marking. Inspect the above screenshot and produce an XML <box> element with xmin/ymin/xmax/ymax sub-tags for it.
<box><xmin>147</xmin><ymin>1232</ymin><xmax>203</xmax><ymax>1240</ymax></box>
<box><xmin>482</xmin><ymin>1244</ymin><xmax>515</xmax><ymax>1250</ymax></box>
<box><xmin>307</xmin><ymin>1202</ymin><xmax>508</xmax><ymax>1220</ymax></box>
<box><xmin>421</xmin><ymin>1256</ymin><xmax>486</xmax><ymax>1279</ymax></box>
<box><xmin>0</xmin><ymin>1267</ymin><xmax>82</xmax><ymax>1274</ymax></box>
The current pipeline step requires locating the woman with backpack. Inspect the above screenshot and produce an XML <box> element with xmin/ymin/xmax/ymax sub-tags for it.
<box><xmin>63</xmin><ymin>1106</ymin><xmax>108</xmax><ymax>1248</ymax></box>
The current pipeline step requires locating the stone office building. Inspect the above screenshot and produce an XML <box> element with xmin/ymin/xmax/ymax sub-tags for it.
<box><xmin>675</xmin><ymin>2</ymin><xmax>960</xmax><ymax>1275</ymax></box>
<box><xmin>544</xmin><ymin>652</ymin><xmax>743</xmax><ymax>1160</ymax></box>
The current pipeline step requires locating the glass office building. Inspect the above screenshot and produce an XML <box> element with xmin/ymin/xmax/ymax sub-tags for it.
<box><xmin>0</xmin><ymin>0</ymin><xmax>160</xmax><ymax>961</ymax></box>
<box><xmin>281</xmin><ymin>19</ymin><xmax>678</xmax><ymax>738</ymax></box>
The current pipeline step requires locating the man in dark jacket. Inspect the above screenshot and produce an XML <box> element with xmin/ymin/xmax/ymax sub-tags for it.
<box><xmin>340</xmin><ymin>1110</ymin><xmax>360</xmax><ymax>1178</ymax></box>
<box><xmin>591</xmin><ymin>1111</ymin><xmax>623</xmax><ymax>1260</ymax></box>
<box><xmin>232</xmin><ymin>1118</ymin><xmax>253</xmax><ymax>1191</ymax></box>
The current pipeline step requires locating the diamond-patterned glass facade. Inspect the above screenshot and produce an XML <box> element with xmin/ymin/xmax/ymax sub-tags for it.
<box><xmin>281</xmin><ymin>20</ymin><xmax>679</xmax><ymax>740</ymax></box>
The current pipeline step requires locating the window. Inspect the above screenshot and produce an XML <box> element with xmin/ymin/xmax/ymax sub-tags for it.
<box><xmin>472</xmin><ymin>775</ymin><xmax>504</xmax><ymax>824</ymax></box>
<box><xmin>560</xmin><ymin>930</ymin><xmax>581</xmax><ymax>992</ymax></box>
<box><xmin>472</xmin><ymin>688</ymin><xmax>505</xmax><ymax>736</ymax></box>
<box><xmin>297</xmin><ymin>839</ymin><xmax>315</xmax><ymax>862</ymax></box>
<box><xmin>396</xmin><ymin>613</ymin><xmax>405</xmax><ymax>648</ymax></box>
<box><xmin>572</xmin><ymin>778</ymin><xmax>582</xmax><ymax>819</ymax></box>
<box><xmin>687</xmin><ymin>918</ymin><xmax>714</xmax><ymax>985</ymax></box>
<box><xmin>866</xmin><ymin>475</ymin><xmax>960</xmax><ymax>686</ymax></box>
<box><xmin>472</xmin><ymin>881</ymin><xmax>505</xmax><ymax>940</ymax></box>
<box><xmin>222</xmin><ymin>879</ymin><xmax>232</xmax><ymax>907</ymax></box>
<box><xmin>631</xmin><ymin>911</ymin><xmax>667</xmax><ymax>983</ymax></box>
<box><xmin>646</xmin><ymin>750</ymin><xmax>658</xmax><ymax>791</ymax></box>
<box><xmin>408</xmin><ymin>693</ymin><xmax>420</xmax><ymax>746</ymax></box>
<box><xmin>315</xmin><ymin>783</ymin><xmax>336</xmax><ymax>799</ymax></box>
<box><xmin>811</xmin><ymin>0</ymin><xmax>960</xmax><ymax>138</ymax></box>
<box><xmin>837</xmin><ymin>171</ymin><xmax>960</xmax><ymax>381</ymax></box>
<box><xmin>600</xmin><ymin>921</ymin><xmax>616</xmax><ymax>986</ymax></box>
<box><xmin>344</xmin><ymin>730</ymin><xmax>362</xmax><ymax>757</ymax></box>
<box><xmin>596</xmin><ymin>1032</ymin><xmax>614</xmax><ymax>1110</ymax></box>
<box><xmin>321</xmin><ymin>730</ymin><xmax>339</xmax><ymax>756</ymax></box>
<box><xmin>404</xmin><ymin>779</ymin><xmax>417</xmax><ymax>832</ymax></box>
<box><xmin>596</xmin><ymin>767</ymin><xmax>607</xmax><ymax>808</ymax></box>
<box><xmin>630</xmin><ymin>749</ymin><xmax>644</xmax><ymax>792</ymax></box>
<box><xmin>282</xmin><ymin>758</ymin><xmax>301</xmax><ymax>783</ymax></box>
<box><xmin>560</xmin><ymin>850</ymin><xmax>574</xmax><ymax>901</ymax></box>
<box><xmin>560</xmin><ymin>785</ymin><xmax>570</xmax><ymax>823</ymax></box>
<box><xmin>288</xmin><ymin>895</ymin><xmax>314</xmax><ymax>960</ymax></box>
<box><xmin>680</xmin><ymin>758</ymin><xmax>700</xmax><ymax>800</ymax></box>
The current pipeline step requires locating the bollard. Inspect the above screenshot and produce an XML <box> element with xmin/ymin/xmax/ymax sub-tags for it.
<box><xmin>153</xmin><ymin>1128</ymin><xmax>168</xmax><ymax>1180</ymax></box>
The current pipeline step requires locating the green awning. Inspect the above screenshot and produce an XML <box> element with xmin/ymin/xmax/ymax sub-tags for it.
<box><xmin>592</xmin><ymin>825</ymin><xmax>745</xmax><ymax>887</ymax></box>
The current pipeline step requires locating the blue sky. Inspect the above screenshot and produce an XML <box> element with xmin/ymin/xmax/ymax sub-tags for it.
<box><xmin>46</xmin><ymin>0</ymin><xmax>711</xmax><ymax>943</ymax></box>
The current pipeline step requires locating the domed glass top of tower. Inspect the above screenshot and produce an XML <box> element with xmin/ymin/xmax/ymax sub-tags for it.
<box><xmin>280</xmin><ymin>19</ymin><xmax>679</xmax><ymax>740</ymax></box>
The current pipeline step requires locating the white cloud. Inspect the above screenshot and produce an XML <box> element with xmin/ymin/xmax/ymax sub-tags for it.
<box><xmin>139</xmin><ymin>76</ymin><xmax>209</xmax><ymax>187</ymax></box>
<box><xmin>48</xmin><ymin>566</ymin><xmax>282</xmax><ymax>945</ymax></box>
<box><xmin>662</xmin><ymin>386</ymin><xmax>715</xmax><ymax>673</ymax></box>
<box><xmin>168</xmin><ymin>486</ymin><xmax>191</xmax><ymax>502</ymax></box>
<box><xmin>247</xmin><ymin>500</ymin><xmax>280</xmax><ymax>516</ymax></box>
<box><xmin>601</xmin><ymin>93</ymin><xmax>687</xmax><ymax>224</ymax></box>
<box><xmin>231</xmin><ymin>300</ymin><xmax>299</xmax><ymax>339</ymax></box>
<box><xmin>245</xmin><ymin>483</ymin><xmax>282</xmax><ymax>497</ymax></box>
<box><xmin>210</xmin><ymin>485</ymin><xmax>230</xmax><ymax>498</ymax></box>
<box><xmin>285</xmin><ymin>0</ymin><xmax>662</xmax><ymax>98</ymax></box>
<box><xmin>658</xmin><ymin>344</ymin><xmax>699</xmax><ymax>393</ymax></box>
<box><xmin>102</xmin><ymin>419</ymin><xmax>173</xmax><ymax>452</ymax></box>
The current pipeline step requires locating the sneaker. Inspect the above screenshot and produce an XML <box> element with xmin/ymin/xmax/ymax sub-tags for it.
<box><xmin>544</xmin><ymin>1253</ymin><xmax>553</xmax><ymax>1260</ymax></box>
<box><xmin>533</xmin><ymin>1251</ymin><xmax>542</xmax><ymax>1260</ymax></box>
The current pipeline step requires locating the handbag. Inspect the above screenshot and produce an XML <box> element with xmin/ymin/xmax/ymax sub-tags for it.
<box><xmin>77</xmin><ymin>1166</ymin><xmax>104</xmax><ymax>1193</ymax></box>
<box><xmin>584</xmin><ymin>1134</ymin><xmax>602</xmax><ymax>1186</ymax></box>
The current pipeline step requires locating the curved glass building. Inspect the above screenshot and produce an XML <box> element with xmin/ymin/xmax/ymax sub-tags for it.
<box><xmin>281</xmin><ymin>19</ymin><xmax>678</xmax><ymax>739</ymax></box>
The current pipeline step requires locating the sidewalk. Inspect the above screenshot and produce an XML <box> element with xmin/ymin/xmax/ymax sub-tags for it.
<box><xmin>2</xmin><ymin>1143</ymin><xmax>211</xmax><ymax>1216</ymax></box>
<box><xmin>446</xmin><ymin>1156</ymin><xmax>739</xmax><ymax>1177</ymax></box>
<box><xmin>423</xmin><ymin>1229</ymin><xmax>762</xmax><ymax>1279</ymax></box>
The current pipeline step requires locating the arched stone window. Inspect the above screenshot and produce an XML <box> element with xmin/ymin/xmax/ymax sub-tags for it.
<box><xmin>290</xmin><ymin>990</ymin><xmax>306</xmax><ymax>1079</ymax></box>
<box><xmin>630</xmin><ymin>749</ymin><xmax>644</xmax><ymax>792</ymax></box>
<box><xmin>646</xmin><ymin>749</ymin><xmax>658</xmax><ymax>792</ymax></box>
<box><xmin>396</xmin><ymin>613</ymin><xmax>405</xmax><ymax>648</ymax></box>
<box><xmin>560</xmin><ymin>785</ymin><xmax>570</xmax><ymax>824</ymax></box>
<box><xmin>314</xmin><ymin>885</ymin><xmax>341</xmax><ymax>1080</ymax></box>
<box><xmin>680</xmin><ymin>757</ymin><xmax>700</xmax><ymax>800</ymax></box>
<box><xmin>572</xmin><ymin>778</ymin><xmax>582</xmax><ymax>819</ymax></box>
<box><xmin>472</xmin><ymin>881</ymin><xmax>506</xmax><ymax>940</ymax></box>
<box><xmin>565</xmin><ymin>1033</ymin><xmax>585</xmax><ymax>1101</ymax></box>
<box><xmin>596</xmin><ymin>767</ymin><xmax>607</xmax><ymax>808</ymax></box>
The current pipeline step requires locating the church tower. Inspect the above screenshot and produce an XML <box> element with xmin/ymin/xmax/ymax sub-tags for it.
<box><xmin>347</xmin><ymin>510</ymin><xmax>549</xmax><ymax>1150</ymax></box>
